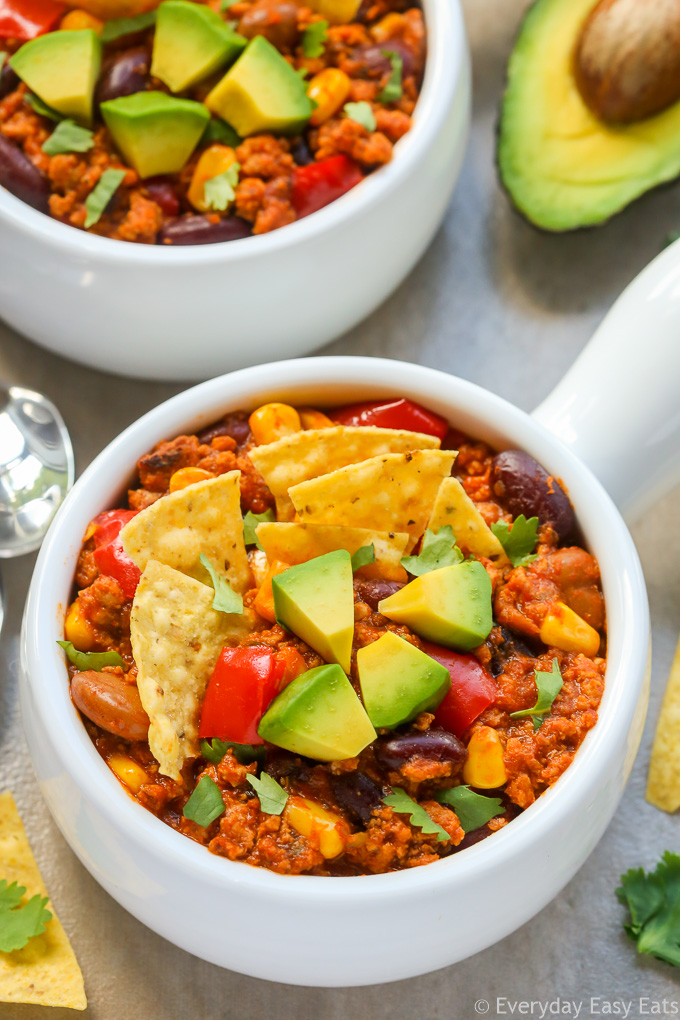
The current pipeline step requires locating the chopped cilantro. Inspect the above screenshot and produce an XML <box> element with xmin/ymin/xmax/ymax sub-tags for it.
<box><xmin>220</xmin><ymin>0</ymin><xmax>238</xmax><ymax>10</ymax></box>
<box><xmin>378</xmin><ymin>49</ymin><xmax>403</xmax><ymax>104</ymax></box>
<box><xmin>491</xmin><ymin>514</ymin><xmax>539</xmax><ymax>567</ymax></box>
<box><xmin>42</xmin><ymin>119</ymin><xmax>94</xmax><ymax>156</ymax></box>
<box><xmin>510</xmin><ymin>657</ymin><xmax>563</xmax><ymax>730</ymax></box>
<box><xmin>247</xmin><ymin>772</ymin><xmax>288</xmax><ymax>815</ymax></box>
<box><xmin>25</xmin><ymin>92</ymin><xmax>62</xmax><ymax>122</ymax></box>
<box><xmin>0</xmin><ymin>880</ymin><xmax>52</xmax><ymax>953</ymax></box>
<box><xmin>351</xmin><ymin>543</ymin><xmax>376</xmax><ymax>572</ymax></box>
<box><xmin>302</xmin><ymin>19</ymin><xmax>328</xmax><ymax>58</ymax></box>
<box><xmin>183</xmin><ymin>776</ymin><xmax>225</xmax><ymax>828</ymax></box>
<box><xmin>199</xmin><ymin>553</ymin><xmax>244</xmax><ymax>614</ymax></box>
<box><xmin>57</xmin><ymin>641</ymin><xmax>125</xmax><ymax>671</ymax></box>
<box><xmin>201</xmin><ymin>737</ymin><xmax>265</xmax><ymax>766</ymax></box>
<box><xmin>84</xmin><ymin>168</ymin><xmax>126</xmax><ymax>229</ymax></box>
<box><xmin>401</xmin><ymin>526</ymin><xmax>463</xmax><ymax>576</ymax></box>
<box><xmin>243</xmin><ymin>508</ymin><xmax>275</xmax><ymax>549</ymax></box>
<box><xmin>383</xmin><ymin>788</ymin><xmax>450</xmax><ymax>843</ymax></box>
<box><xmin>344</xmin><ymin>100</ymin><xmax>376</xmax><ymax>132</ymax></box>
<box><xmin>201</xmin><ymin>118</ymin><xmax>241</xmax><ymax>148</ymax></box>
<box><xmin>295</xmin><ymin>66</ymin><xmax>311</xmax><ymax>80</ymax></box>
<box><xmin>435</xmin><ymin>786</ymin><xmax>504</xmax><ymax>832</ymax></box>
<box><xmin>203</xmin><ymin>161</ymin><xmax>240</xmax><ymax>211</ymax></box>
<box><xmin>101</xmin><ymin>10</ymin><xmax>157</xmax><ymax>42</ymax></box>
<box><xmin>617</xmin><ymin>852</ymin><xmax>680</xmax><ymax>968</ymax></box>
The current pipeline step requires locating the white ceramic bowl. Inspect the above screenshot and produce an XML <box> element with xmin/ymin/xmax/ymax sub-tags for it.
<box><xmin>0</xmin><ymin>0</ymin><xmax>469</xmax><ymax>381</ymax></box>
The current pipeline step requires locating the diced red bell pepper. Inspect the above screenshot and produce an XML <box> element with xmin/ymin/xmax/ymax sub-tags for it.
<box><xmin>0</xmin><ymin>0</ymin><xmax>66</xmax><ymax>40</ymax></box>
<box><xmin>331</xmin><ymin>398</ymin><xmax>449</xmax><ymax>441</ymax></box>
<box><xmin>91</xmin><ymin>509</ymin><xmax>138</xmax><ymax>548</ymax></box>
<box><xmin>92</xmin><ymin>509</ymin><xmax>141</xmax><ymax>600</ymax></box>
<box><xmin>292</xmin><ymin>155</ymin><xmax>363</xmax><ymax>219</ymax></box>
<box><xmin>423</xmin><ymin>642</ymin><xmax>496</xmax><ymax>737</ymax></box>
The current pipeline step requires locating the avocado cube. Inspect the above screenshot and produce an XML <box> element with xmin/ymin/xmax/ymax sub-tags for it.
<box><xmin>206</xmin><ymin>35</ymin><xmax>313</xmax><ymax>137</ymax></box>
<box><xmin>357</xmin><ymin>632</ymin><xmax>451</xmax><ymax>729</ymax></box>
<box><xmin>11</xmin><ymin>30</ymin><xmax>102</xmax><ymax>126</ymax></box>
<box><xmin>101</xmin><ymin>91</ymin><xmax>210</xmax><ymax>179</ymax></box>
<box><xmin>272</xmin><ymin>550</ymin><xmax>354</xmax><ymax>673</ymax></box>
<box><xmin>151</xmin><ymin>0</ymin><xmax>246</xmax><ymax>94</ymax></box>
<box><xmin>379</xmin><ymin>561</ymin><xmax>493</xmax><ymax>651</ymax></box>
<box><xmin>258</xmin><ymin>663</ymin><xmax>377</xmax><ymax>760</ymax></box>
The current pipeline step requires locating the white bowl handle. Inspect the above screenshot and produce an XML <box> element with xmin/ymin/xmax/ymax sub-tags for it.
<box><xmin>532</xmin><ymin>245</ymin><xmax>680</xmax><ymax>522</ymax></box>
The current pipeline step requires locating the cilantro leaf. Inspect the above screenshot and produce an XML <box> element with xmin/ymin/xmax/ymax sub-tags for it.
<box><xmin>42</xmin><ymin>119</ymin><xmax>94</xmax><ymax>156</ymax></box>
<box><xmin>203</xmin><ymin>161</ymin><xmax>240</xmax><ymax>211</ymax></box>
<box><xmin>344</xmin><ymin>101</ymin><xmax>376</xmax><ymax>132</ymax></box>
<box><xmin>351</xmin><ymin>543</ymin><xmax>375</xmax><ymax>572</ymax></box>
<box><xmin>378</xmin><ymin>49</ymin><xmax>403</xmax><ymax>103</ymax></box>
<box><xmin>435</xmin><ymin>786</ymin><xmax>504</xmax><ymax>832</ymax></box>
<box><xmin>295</xmin><ymin>66</ymin><xmax>311</xmax><ymax>80</ymax></box>
<box><xmin>25</xmin><ymin>92</ymin><xmax>62</xmax><ymax>122</ymax></box>
<box><xmin>510</xmin><ymin>657</ymin><xmax>563</xmax><ymax>730</ymax></box>
<box><xmin>247</xmin><ymin>772</ymin><xmax>288</xmax><ymax>814</ymax></box>
<box><xmin>0</xmin><ymin>880</ymin><xmax>52</xmax><ymax>953</ymax></box>
<box><xmin>183</xmin><ymin>775</ymin><xmax>225</xmax><ymax>828</ymax></box>
<box><xmin>199</xmin><ymin>553</ymin><xmax>244</xmax><ymax>614</ymax></box>
<box><xmin>243</xmin><ymin>508</ymin><xmax>275</xmax><ymax>549</ymax></box>
<box><xmin>401</xmin><ymin>526</ymin><xmax>463</xmax><ymax>576</ymax></box>
<box><xmin>220</xmin><ymin>0</ymin><xmax>238</xmax><ymax>10</ymax></box>
<box><xmin>201</xmin><ymin>737</ymin><xmax>265</xmax><ymax>766</ymax></box>
<box><xmin>101</xmin><ymin>10</ymin><xmax>156</xmax><ymax>42</ymax></box>
<box><xmin>84</xmin><ymin>168</ymin><xmax>126</xmax><ymax>228</ymax></box>
<box><xmin>301</xmin><ymin>19</ymin><xmax>328</xmax><ymax>58</ymax></box>
<box><xmin>201</xmin><ymin>117</ymin><xmax>241</xmax><ymax>147</ymax></box>
<box><xmin>383</xmin><ymin>789</ymin><xmax>450</xmax><ymax>843</ymax></box>
<box><xmin>490</xmin><ymin>514</ymin><xmax>539</xmax><ymax>567</ymax></box>
<box><xmin>617</xmin><ymin>852</ymin><xmax>680</xmax><ymax>968</ymax></box>
<box><xmin>57</xmin><ymin>641</ymin><xmax>125</xmax><ymax>671</ymax></box>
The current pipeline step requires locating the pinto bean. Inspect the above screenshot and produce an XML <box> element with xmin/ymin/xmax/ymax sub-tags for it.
<box><xmin>490</xmin><ymin>450</ymin><xmax>574</xmax><ymax>539</ymax></box>
<box><xmin>71</xmin><ymin>670</ymin><xmax>150</xmax><ymax>741</ymax></box>
<box><xmin>0</xmin><ymin>134</ymin><xmax>49</xmax><ymax>213</ymax></box>
<box><xmin>374</xmin><ymin>729</ymin><xmax>466</xmax><ymax>772</ymax></box>
<box><xmin>157</xmin><ymin>214</ymin><xmax>252</xmax><ymax>245</ymax></box>
<box><xmin>237</xmin><ymin>0</ymin><xmax>300</xmax><ymax>51</ymax></box>
<box><xmin>96</xmin><ymin>47</ymin><xmax>150</xmax><ymax>106</ymax></box>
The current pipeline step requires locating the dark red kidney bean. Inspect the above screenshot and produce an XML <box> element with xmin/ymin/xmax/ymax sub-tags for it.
<box><xmin>290</xmin><ymin>136</ymin><xmax>315</xmax><ymax>166</ymax></box>
<box><xmin>238</xmin><ymin>0</ymin><xmax>300</xmax><ymax>51</ymax></box>
<box><xmin>354</xmin><ymin>579</ymin><xmax>405</xmax><ymax>611</ymax></box>
<box><xmin>71</xmin><ymin>670</ymin><xmax>150</xmax><ymax>742</ymax></box>
<box><xmin>198</xmin><ymin>411</ymin><xmax>251</xmax><ymax>448</ymax></box>
<box><xmin>452</xmin><ymin>825</ymin><xmax>493</xmax><ymax>852</ymax></box>
<box><xmin>490</xmin><ymin>450</ymin><xmax>574</xmax><ymax>540</ymax></box>
<box><xmin>374</xmin><ymin>728</ymin><xmax>466</xmax><ymax>771</ymax></box>
<box><xmin>157</xmin><ymin>215</ymin><xmax>252</xmax><ymax>246</ymax></box>
<box><xmin>0</xmin><ymin>61</ymin><xmax>19</xmax><ymax>99</ymax></box>
<box><xmin>96</xmin><ymin>47</ymin><xmax>150</xmax><ymax>106</ymax></box>
<box><xmin>330</xmin><ymin>772</ymin><xmax>386</xmax><ymax>826</ymax></box>
<box><xmin>354</xmin><ymin>41</ymin><xmax>414</xmax><ymax>81</ymax></box>
<box><xmin>486</xmin><ymin>626</ymin><xmax>536</xmax><ymax>677</ymax></box>
<box><xmin>0</xmin><ymin>134</ymin><xmax>49</xmax><ymax>214</ymax></box>
<box><xmin>143</xmin><ymin>176</ymin><xmax>180</xmax><ymax>216</ymax></box>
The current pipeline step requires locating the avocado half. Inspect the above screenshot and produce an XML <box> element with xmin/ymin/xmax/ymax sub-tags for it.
<box><xmin>497</xmin><ymin>0</ymin><xmax>680</xmax><ymax>231</ymax></box>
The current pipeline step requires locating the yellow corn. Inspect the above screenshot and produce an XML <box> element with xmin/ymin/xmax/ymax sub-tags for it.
<box><xmin>249</xmin><ymin>403</ymin><xmax>301</xmax><ymax>445</ymax></box>
<box><xmin>64</xmin><ymin>600</ymin><xmax>95</xmax><ymax>652</ymax></box>
<box><xmin>298</xmin><ymin>407</ymin><xmax>335</xmax><ymax>430</ymax></box>
<box><xmin>253</xmin><ymin>559</ymin><xmax>290</xmax><ymax>623</ymax></box>
<box><xmin>187</xmin><ymin>144</ymin><xmax>237</xmax><ymax>213</ymax></box>
<box><xmin>370</xmin><ymin>11</ymin><xmax>406</xmax><ymax>41</ymax></box>
<box><xmin>285</xmin><ymin>796</ymin><xmax>346</xmax><ymax>858</ymax></box>
<box><xmin>60</xmin><ymin>8</ymin><xmax>104</xmax><ymax>31</ymax></box>
<box><xmin>308</xmin><ymin>68</ymin><xmax>352</xmax><ymax>126</ymax></box>
<box><xmin>306</xmin><ymin>0</ymin><xmax>362</xmax><ymax>24</ymax></box>
<box><xmin>463</xmin><ymin>727</ymin><xmax>507</xmax><ymax>789</ymax></box>
<box><xmin>108</xmin><ymin>754</ymin><xmax>148</xmax><ymax>794</ymax></box>
<box><xmin>169</xmin><ymin>466</ymin><xmax>213</xmax><ymax>492</ymax></box>
<box><xmin>540</xmin><ymin>602</ymin><xmax>600</xmax><ymax>657</ymax></box>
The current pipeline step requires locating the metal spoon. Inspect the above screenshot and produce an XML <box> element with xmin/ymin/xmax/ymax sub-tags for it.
<box><xmin>0</xmin><ymin>384</ymin><xmax>74</xmax><ymax>558</ymax></box>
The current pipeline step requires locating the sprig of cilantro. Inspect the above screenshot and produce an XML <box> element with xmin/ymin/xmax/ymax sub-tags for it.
<box><xmin>203</xmin><ymin>161</ymin><xmax>240</xmax><ymax>211</ymax></box>
<box><xmin>401</xmin><ymin>526</ymin><xmax>463</xmax><ymax>576</ymax></box>
<box><xmin>201</xmin><ymin>737</ymin><xmax>265</xmax><ymax>766</ymax></box>
<box><xmin>509</xmin><ymin>657</ymin><xmax>563</xmax><ymax>730</ymax></box>
<box><xmin>42</xmin><ymin>120</ymin><xmax>94</xmax><ymax>156</ymax></box>
<box><xmin>25</xmin><ymin>92</ymin><xmax>62</xmax><ymax>122</ymax></box>
<box><xmin>183</xmin><ymin>775</ymin><xmax>225</xmax><ymax>828</ymax></box>
<box><xmin>344</xmin><ymin>101</ymin><xmax>376</xmax><ymax>132</ymax></box>
<box><xmin>351</xmin><ymin>543</ymin><xmax>375</xmax><ymax>572</ymax></box>
<box><xmin>247</xmin><ymin>772</ymin><xmax>288</xmax><ymax>814</ymax></box>
<box><xmin>491</xmin><ymin>514</ymin><xmax>539</xmax><ymax>567</ymax></box>
<box><xmin>202</xmin><ymin>117</ymin><xmax>241</xmax><ymax>147</ymax></box>
<box><xmin>199</xmin><ymin>554</ymin><xmax>244</xmax><ymax>614</ymax></box>
<box><xmin>0</xmin><ymin>880</ymin><xmax>52</xmax><ymax>953</ymax></box>
<box><xmin>84</xmin><ymin>168</ymin><xmax>126</xmax><ymax>228</ymax></box>
<box><xmin>378</xmin><ymin>50</ymin><xmax>403</xmax><ymax>103</ymax></box>
<box><xmin>435</xmin><ymin>786</ymin><xmax>504</xmax><ymax>832</ymax></box>
<box><xmin>383</xmin><ymin>789</ymin><xmax>450</xmax><ymax>843</ymax></box>
<box><xmin>301</xmin><ymin>19</ymin><xmax>328</xmax><ymax>58</ymax></box>
<box><xmin>617</xmin><ymin>852</ymin><xmax>680</xmax><ymax>968</ymax></box>
<box><xmin>57</xmin><ymin>641</ymin><xmax>125</xmax><ymax>671</ymax></box>
<box><xmin>243</xmin><ymin>508</ymin><xmax>275</xmax><ymax>549</ymax></box>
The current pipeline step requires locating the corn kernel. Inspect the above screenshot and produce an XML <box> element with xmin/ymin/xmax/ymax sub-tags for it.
<box><xmin>60</xmin><ymin>8</ymin><xmax>103</xmax><ymax>31</ymax></box>
<box><xmin>169</xmin><ymin>466</ymin><xmax>213</xmax><ymax>492</ymax></box>
<box><xmin>298</xmin><ymin>407</ymin><xmax>335</xmax><ymax>430</ymax></box>
<box><xmin>108</xmin><ymin>754</ymin><xmax>148</xmax><ymax>794</ymax></box>
<box><xmin>254</xmin><ymin>560</ymin><xmax>290</xmax><ymax>623</ymax></box>
<box><xmin>539</xmin><ymin>602</ymin><xmax>600</xmax><ymax>657</ymax></box>
<box><xmin>187</xmin><ymin>144</ymin><xmax>238</xmax><ymax>213</ymax></box>
<box><xmin>308</xmin><ymin>68</ymin><xmax>352</xmax><ymax>126</ymax></box>
<box><xmin>249</xmin><ymin>403</ymin><xmax>301</xmax><ymax>445</ymax></box>
<box><xmin>463</xmin><ymin>726</ymin><xmax>507</xmax><ymax>789</ymax></box>
<box><xmin>65</xmin><ymin>600</ymin><xmax>95</xmax><ymax>652</ymax></box>
<box><xmin>306</xmin><ymin>0</ymin><xmax>362</xmax><ymax>24</ymax></box>
<box><xmin>285</xmin><ymin>796</ymin><xmax>347</xmax><ymax>858</ymax></box>
<box><xmin>370</xmin><ymin>11</ymin><xmax>406</xmax><ymax>41</ymax></box>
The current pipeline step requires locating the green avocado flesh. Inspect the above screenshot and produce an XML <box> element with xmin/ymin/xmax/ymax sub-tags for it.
<box><xmin>151</xmin><ymin>0</ymin><xmax>246</xmax><ymax>94</ymax></box>
<box><xmin>357</xmin><ymin>631</ymin><xmax>450</xmax><ymax>729</ymax></box>
<box><xmin>258</xmin><ymin>663</ymin><xmax>377</xmax><ymax>761</ymax></box>
<box><xmin>11</xmin><ymin>30</ymin><xmax>101</xmax><ymax>125</ymax></box>
<box><xmin>379</xmin><ymin>560</ymin><xmax>493</xmax><ymax>652</ymax></box>
<box><xmin>101</xmin><ymin>91</ymin><xmax>209</xmax><ymax>178</ymax></box>
<box><xmin>272</xmin><ymin>550</ymin><xmax>354</xmax><ymax>673</ymax></box>
<box><xmin>497</xmin><ymin>0</ymin><xmax>680</xmax><ymax>230</ymax></box>
<box><xmin>206</xmin><ymin>35</ymin><xmax>313</xmax><ymax>136</ymax></box>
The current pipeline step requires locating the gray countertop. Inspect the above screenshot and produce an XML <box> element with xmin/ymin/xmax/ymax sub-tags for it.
<box><xmin>2</xmin><ymin>0</ymin><xmax>680</xmax><ymax>1014</ymax></box>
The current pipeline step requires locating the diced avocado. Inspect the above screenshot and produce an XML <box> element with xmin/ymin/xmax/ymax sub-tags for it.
<box><xmin>357</xmin><ymin>632</ymin><xmax>450</xmax><ymax>729</ymax></box>
<box><xmin>258</xmin><ymin>663</ymin><xmax>377</xmax><ymax>760</ymax></box>
<box><xmin>151</xmin><ymin>0</ymin><xmax>246</xmax><ymax>94</ymax></box>
<box><xmin>379</xmin><ymin>560</ymin><xmax>493</xmax><ymax>651</ymax></box>
<box><xmin>272</xmin><ymin>550</ymin><xmax>353</xmax><ymax>673</ymax></box>
<box><xmin>11</xmin><ymin>30</ymin><xmax>101</xmax><ymax>126</ymax></box>
<box><xmin>101</xmin><ymin>91</ymin><xmax>209</xmax><ymax>178</ymax></box>
<box><xmin>206</xmin><ymin>35</ymin><xmax>313</xmax><ymax>137</ymax></box>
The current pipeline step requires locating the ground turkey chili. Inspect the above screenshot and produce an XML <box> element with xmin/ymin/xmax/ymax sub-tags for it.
<box><xmin>61</xmin><ymin>397</ymin><xmax>607</xmax><ymax>876</ymax></box>
<box><xmin>0</xmin><ymin>0</ymin><xmax>424</xmax><ymax>243</ymax></box>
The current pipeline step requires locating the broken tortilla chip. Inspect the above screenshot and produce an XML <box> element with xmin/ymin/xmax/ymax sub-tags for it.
<box><xmin>121</xmin><ymin>471</ymin><xmax>252</xmax><ymax>594</ymax></box>
<box><xmin>131</xmin><ymin>560</ymin><xmax>257</xmax><ymax>780</ymax></box>
<box><xmin>429</xmin><ymin>476</ymin><xmax>508</xmax><ymax>563</ymax></box>
<box><xmin>248</xmin><ymin>426</ymin><xmax>441</xmax><ymax>521</ymax></box>
<box><xmin>0</xmin><ymin>792</ymin><xmax>86</xmax><ymax>1010</ymax></box>
<box><xmin>289</xmin><ymin>449</ymin><xmax>456</xmax><ymax>552</ymax></box>
<box><xmin>255</xmin><ymin>522</ymin><xmax>410</xmax><ymax>581</ymax></box>
<box><xmin>647</xmin><ymin>633</ymin><xmax>680</xmax><ymax>812</ymax></box>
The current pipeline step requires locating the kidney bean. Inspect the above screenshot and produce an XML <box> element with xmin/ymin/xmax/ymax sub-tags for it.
<box><xmin>238</xmin><ymin>0</ymin><xmax>300</xmax><ymax>51</ymax></box>
<box><xmin>198</xmin><ymin>411</ymin><xmax>251</xmax><ymax>448</ymax></box>
<box><xmin>96</xmin><ymin>47</ymin><xmax>150</xmax><ymax>106</ymax></box>
<box><xmin>290</xmin><ymin>136</ymin><xmax>315</xmax><ymax>167</ymax></box>
<box><xmin>354</xmin><ymin>579</ymin><xmax>405</xmax><ymax>611</ymax></box>
<box><xmin>490</xmin><ymin>450</ymin><xmax>574</xmax><ymax>540</ymax></box>
<box><xmin>143</xmin><ymin>176</ymin><xmax>180</xmax><ymax>216</ymax></box>
<box><xmin>374</xmin><ymin>728</ymin><xmax>466</xmax><ymax>771</ymax></box>
<box><xmin>354</xmin><ymin>41</ymin><xmax>414</xmax><ymax>82</ymax></box>
<box><xmin>0</xmin><ymin>60</ymin><xmax>19</xmax><ymax>99</ymax></box>
<box><xmin>71</xmin><ymin>670</ymin><xmax>150</xmax><ymax>742</ymax></box>
<box><xmin>330</xmin><ymin>771</ymin><xmax>385</xmax><ymax>826</ymax></box>
<box><xmin>157</xmin><ymin>215</ymin><xmax>252</xmax><ymax>246</ymax></box>
<box><xmin>0</xmin><ymin>134</ymin><xmax>49</xmax><ymax>214</ymax></box>
<box><xmin>486</xmin><ymin>626</ymin><xmax>536</xmax><ymax>677</ymax></box>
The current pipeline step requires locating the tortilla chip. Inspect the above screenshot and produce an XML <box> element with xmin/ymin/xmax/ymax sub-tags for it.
<box><xmin>429</xmin><ymin>476</ymin><xmax>508</xmax><ymax>563</ymax></box>
<box><xmin>289</xmin><ymin>450</ymin><xmax>456</xmax><ymax>552</ymax></box>
<box><xmin>121</xmin><ymin>471</ymin><xmax>252</xmax><ymax>594</ymax></box>
<box><xmin>0</xmin><ymin>792</ymin><xmax>86</xmax><ymax>1010</ymax></box>
<box><xmin>647</xmin><ymin>634</ymin><xmax>680</xmax><ymax>812</ymax></box>
<box><xmin>131</xmin><ymin>560</ymin><xmax>257</xmax><ymax>780</ymax></box>
<box><xmin>256</xmin><ymin>522</ymin><xmax>410</xmax><ymax>581</ymax></box>
<box><xmin>248</xmin><ymin>426</ymin><xmax>441</xmax><ymax>521</ymax></box>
